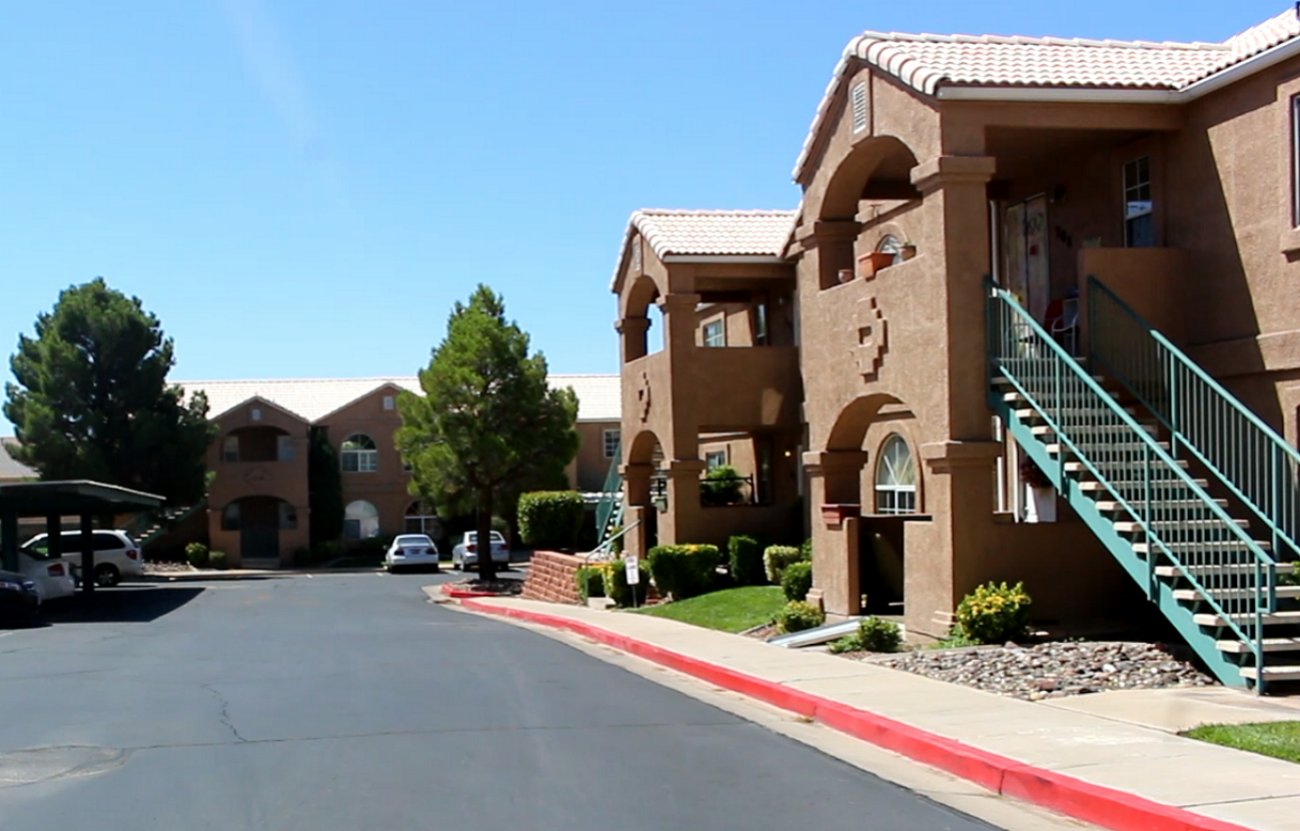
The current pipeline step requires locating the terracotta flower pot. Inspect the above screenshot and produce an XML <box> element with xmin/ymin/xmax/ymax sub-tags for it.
<box><xmin>900</xmin><ymin>244</ymin><xmax>917</xmax><ymax>261</ymax></box>
<box><xmin>858</xmin><ymin>251</ymin><xmax>895</xmax><ymax>278</ymax></box>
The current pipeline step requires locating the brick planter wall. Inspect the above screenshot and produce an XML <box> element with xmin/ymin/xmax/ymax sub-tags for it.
<box><xmin>521</xmin><ymin>551</ymin><xmax>586</xmax><ymax>605</ymax></box>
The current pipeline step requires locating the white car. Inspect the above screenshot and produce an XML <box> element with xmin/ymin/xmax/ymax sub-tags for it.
<box><xmin>15</xmin><ymin>549</ymin><xmax>77</xmax><ymax>602</ymax></box>
<box><xmin>22</xmin><ymin>529</ymin><xmax>143</xmax><ymax>587</ymax></box>
<box><xmin>451</xmin><ymin>531</ymin><xmax>509</xmax><ymax>570</ymax></box>
<box><xmin>384</xmin><ymin>534</ymin><xmax>440</xmax><ymax>573</ymax></box>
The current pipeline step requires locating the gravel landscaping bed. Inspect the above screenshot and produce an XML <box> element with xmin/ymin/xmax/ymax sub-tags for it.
<box><xmin>854</xmin><ymin>640</ymin><xmax>1216</xmax><ymax>700</ymax></box>
<box><xmin>143</xmin><ymin>562</ymin><xmax>197</xmax><ymax>574</ymax></box>
<box><xmin>450</xmin><ymin>578</ymin><xmax>523</xmax><ymax>596</ymax></box>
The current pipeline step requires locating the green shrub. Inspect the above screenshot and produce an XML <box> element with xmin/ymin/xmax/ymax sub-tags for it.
<box><xmin>518</xmin><ymin>491</ymin><xmax>585</xmax><ymax>549</ymax></box>
<box><xmin>727</xmin><ymin>535</ymin><xmax>765</xmax><ymax>586</ymax></box>
<box><xmin>827</xmin><ymin>635</ymin><xmax>861</xmax><ymax>654</ymax></box>
<box><xmin>954</xmin><ymin>581</ymin><xmax>1032</xmax><ymax>644</ymax></box>
<box><xmin>763</xmin><ymin>544</ymin><xmax>806</xmax><ymax>584</ymax></box>
<box><xmin>601</xmin><ymin>560</ymin><xmax>648</xmax><ymax>607</ymax></box>
<box><xmin>781</xmin><ymin>561</ymin><xmax>813</xmax><ymax>602</ymax></box>
<box><xmin>353</xmin><ymin>535</ymin><xmax>395</xmax><ymax>558</ymax></box>
<box><xmin>799</xmin><ymin>538</ymin><xmax>812</xmax><ymax>560</ymax></box>
<box><xmin>185</xmin><ymin>542</ymin><xmax>209</xmax><ymax>569</ymax></box>
<box><xmin>856</xmin><ymin>616</ymin><xmax>901</xmax><ymax>653</ymax></box>
<box><xmin>575</xmin><ymin>566</ymin><xmax>605</xmax><ymax>602</ymax></box>
<box><xmin>292</xmin><ymin>546</ymin><xmax>313</xmax><ymax>567</ymax></box>
<box><xmin>312</xmin><ymin>540</ymin><xmax>343</xmax><ymax>563</ymax></box>
<box><xmin>700</xmin><ymin>465</ymin><xmax>744</xmax><ymax>506</ymax></box>
<box><xmin>776</xmin><ymin>600</ymin><xmax>824</xmax><ymax>633</ymax></box>
<box><xmin>208</xmin><ymin>550</ymin><xmax>228</xmax><ymax>570</ymax></box>
<box><xmin>646</xmin><ymin>544</ymin><xmax>718</xmax><ymax>600</ymax></box>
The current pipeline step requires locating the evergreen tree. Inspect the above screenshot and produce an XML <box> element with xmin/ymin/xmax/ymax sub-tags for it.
<box><xmin>308</xmin><ymin>426</ymin><xmax>344</xmax><ymax>544</ymax></box>
<box><xmin>396</xmin><ymin>285</ymin><xmax>578</xmax><ymax>581</ymax></box>
<box><xmin>4</xmin><ymin>278</ymin><xmax>213</xmax><ymax>503</ymax></box>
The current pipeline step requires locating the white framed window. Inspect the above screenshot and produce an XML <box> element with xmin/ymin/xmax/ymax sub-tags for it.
<box><xmin>874</xmin><ymin>433</ymin><xmax>917</xmax><ymax>515</ymax></box>
<box><xmin>344</xmin><ymin>500</ymin><xmax>379</xmax><ymax>540</ymax></box>
<box><xmin>222</xmin><ymin>436</ymin><xmax>240</xmax><ymax>463</ymax></box>
<box><xmin>704</xmin><ymin>449</ymin><xmax>728</xmax><ymax>469</ymax></box>
<box><xmin>341</xmin><ymin>434</ymin><xmax>378</xmax><ymax>473</ymax></box>
<box><xmin>1292</xmin><ymin>96</ymin><xmax>1300</xmax><ymax>227</ymax></box>
<box><xmin>702</xmin><ymin>318</ymin><xmax>726</xmax><ymax>348</ymax></box>
<box><xmin>250</xmin><ymin>407</ymin><xmax>262</xmax><ymax>422</ymax></box>
<box><xmin>382</xmin><ymin>395</ymin><xmax>395</xmax><ymax>411</ymax></box>
<box><xmin>602</xmin><ymin>428</ymin><xmax>620</xmax><ymax>459</ymax></box>
<box><xmin>405</xmin><ymin>501</ymin><xmax>440</xmax><ymax>535</ymax></box>
<box><xmin>1123</xmin><ymin>156</ymin><xmax>1153</xmax><ymax>247</ymax></box>
<box><xmin>877</xmin><ymin>234</ymin><xmax>903</xmax><ymax>265</ymax></box>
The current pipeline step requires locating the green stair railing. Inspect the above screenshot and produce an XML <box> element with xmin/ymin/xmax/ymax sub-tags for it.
<box><xmin>594</xmin><ymin>438</ymin><xmax>623</xmax><ymax>541</ymax></box>
<box><xmin>989</xmin><ymin>282</ymin><xmax>1276</xmax><ymax>675</ymax></box>
<box><xmin>1089</xmin><ymin>276</ymin><xmax>1300</xmax><ymax>564</ymax></box>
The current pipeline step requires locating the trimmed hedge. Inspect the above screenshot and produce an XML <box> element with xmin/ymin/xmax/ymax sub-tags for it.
<box><xmin>208</xmin><ymin>550</ymin><xmax>229</xmax><ymax>570</ymax></box>
<box><xmin>518</xmin><ymin>491</ymin><xmax>585</xmax><ymax>549</ymax></box>
<box><xmin>575</xmin><ymin>565</ymin><xmax>605</xmax><ymax>602</ymax></box>
<box><xmin>781</xmin><ymin>560</ymin><xmax>812</xmax><ymax>602</ymax></box>
<box><xmin>646</xmin><ymin>544</ymin><xmax>718</xmax><ymax>600</ymax></box>
<box><xmin>185</xmin><ymin>542</ymin><xmax>209</xmax><ymax>569</ymax></box>
<box><xmin>727</xmin><ymin>535</ymin><xmax>765</xmax><ymax>586</ymax></box>
<box><xmin>602</xmin><ymin>560</ymin><xmax>648</xmax><ymax>607</ymax></box>
<box><xmin>762</xmin><ymin>544</ymin><xmax>805</xmax><ymax>584</ymax></box>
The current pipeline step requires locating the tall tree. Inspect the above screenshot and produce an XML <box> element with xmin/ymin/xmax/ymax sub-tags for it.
<box><xmin>308</xmin><ymin>426</ymin><xmax>344</xmax><ymax>544</ymax></box>
<box><xmin>396</xmin><ymin>285</ymin><xmax>578</xmax><ymax>581</ymax></box>
<box><xmin>4</xmin><ymin>278</ymin><xmax>214</xmax><ymax>504</ymax></box>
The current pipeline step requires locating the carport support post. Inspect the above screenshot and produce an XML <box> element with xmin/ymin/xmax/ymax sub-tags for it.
<box><xmin>79</xmin><ymin>513</ymin><xmax>95</xmax><ymax>595</ymax></box>
<box><xmin>0</xmin><ymin>511</ymin><xmax>16</xmax><ymax>571</ymax></box>
<box><xmin>47</xmin><ymin>513</ymin><xmax>61</xmax><ymax>561</ymax></box>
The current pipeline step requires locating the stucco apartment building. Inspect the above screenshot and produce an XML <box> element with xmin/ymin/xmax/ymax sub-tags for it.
<box><xmin>186</xmin><ymin>375</ymin><xmax>620</xmax><ymax>567</ymax></box>
<box><xmin>611</xmin><ymin>9</ymin><xmax>1300</xmax><ymax>688</ymax></box>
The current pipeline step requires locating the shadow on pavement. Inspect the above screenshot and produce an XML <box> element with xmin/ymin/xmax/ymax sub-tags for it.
<box><xmin>40</xmin><ymin>585</ymin><xmax>206</xmax><ymax>624</ymax></box>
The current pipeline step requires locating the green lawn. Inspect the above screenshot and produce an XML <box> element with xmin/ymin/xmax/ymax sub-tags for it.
<box><xmin>633</xmin><ymin>586</ymin><xmax>785</xmax><ymax>633</ymax></box>
<box><xmin>1182</xmin><ymin>721</ymin><xmax>1300</xmax><ymax>764</ymax></box>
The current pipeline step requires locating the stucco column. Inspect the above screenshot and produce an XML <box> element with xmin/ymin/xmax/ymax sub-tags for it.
<box><xmin>802</xmin><ymin>220</ymin><xmax>860</xmax><ymax>289</ymax></box>
<box><xmin>658</xmin><ymin>459</ymin><xmax>706</xmax><ymax>546</ymax></box>
<box><xmin>657</xmin><ymin>292</ymin><xmax>703</xmax><ymax>459</ymax></box>
<box><xmin>620</xmin><ymin>463</ymin><xmax>654</xmax><ymax>560</ymax></box>
<box><xmin>616</xmin><ymin>316</ymin><xmax>650</xmax><ymax>363</ymax></box>
<box><xmin>902</xmin><ymin>440</ymin><xmax>1003</xmax><ymax>640</ymax></box>
<box><xmin>910</xmin><ymin>155</ymin><xmax>997</xmax><ymax>441</ymax></box>
<box><xmin>803</xmin><ymin>450</ymin><xmax>869</xmax><ymax>617</ymax></box>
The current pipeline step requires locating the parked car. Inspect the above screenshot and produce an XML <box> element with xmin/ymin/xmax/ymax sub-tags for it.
<box><xmin>0</xmin><ymin>569</ymin><xmax>40</xmax><ymax>624</ymax></box>
<box><xmin>451</xmin><ymin>531</ymin><xmax>509</xmax><ymax>570</ymax></box>
<box><xmin>22</xmin><ymin>529</ymin><xmax>143</xmax><ymax>587</ymax></box>
<box><xmin>15</xmin><ymin>550</ymin><xmax>76</xmax><ymax>602</ymax></box>
<box><xmin>384</xmin><ymin>534</ymin><xmax>440</xmax><ymax>573</ymax></box>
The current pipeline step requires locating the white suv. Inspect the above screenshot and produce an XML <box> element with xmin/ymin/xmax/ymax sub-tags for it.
<box><xmin>22</xmin><ymin>530</ymin><xmax>143</xmax><ymax>587</ymax></box>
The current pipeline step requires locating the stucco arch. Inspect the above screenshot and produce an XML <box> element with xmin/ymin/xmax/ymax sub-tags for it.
<box><xmin>620</xmin><ymin>273</ymin><xmax>665</xmax><ymax>320</ymax></box>
<box><xmin>814</xmin><ymin>135</ymin><xmax>921</xmax><ymax>222</ymax></box>
<box><xmin>824</xmin><ymin>392</ymin><xmax>908</xmax><ymax>452</ymax></box>
<box><xmin>626</xmin><ymin>429</ymin><xmax>665</xmax><ymax>466</ymax></box>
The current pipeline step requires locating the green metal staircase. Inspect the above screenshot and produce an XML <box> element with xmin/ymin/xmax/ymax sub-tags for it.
<box><xmin>987</xmin><ymin>282</ymin><xmax>1299</xmax><ymax>692</ymax></box>
<box><xmin>127</xmin><ymin>500</ymin><xmax>207</xmax><ymax>551</ymax></box>
<box><xmin>591</xmin><ymin>439</ymin><xmax>624</xmax><ymax>558</ymax></box>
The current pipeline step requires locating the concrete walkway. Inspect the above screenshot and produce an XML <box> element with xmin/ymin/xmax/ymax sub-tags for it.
<box><xmin>443</xmin><ymin>594</ymin><xmax>1300</xmax><ymax>831</ymax></box>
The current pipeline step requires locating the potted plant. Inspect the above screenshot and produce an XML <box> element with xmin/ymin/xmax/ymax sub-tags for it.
<box><xmin>899</xmin><ymin>241</ymin><xmax>917</xmax><ymax>260</ymax></box>
<box><xmin>858</xmin><ymin>250</ymin><xmax>895</xmax><ymax>278</ymax></box>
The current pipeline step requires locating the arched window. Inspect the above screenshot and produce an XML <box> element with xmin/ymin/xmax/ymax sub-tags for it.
<box><xmin>876</xmin><ymin>234</ymin><xmax>903</xmax><ymax>265</ymax></box>
<box><xmin>875</xmin><ymin>433</ymin><xmax>917</xmax><ymax>515</ymax></box>
<box><xmin>341</xmin><ymin>434</ymin><xmax>378</xmax><ymax>473</ymax></box>
<box><xmin>344</xmin><ymin>500</ymin><xmax>379</xmax><ymax>540</ymax></box>
<box><xmin>405</xmin><ymin>501</ymin><xmax>440</xmax><ymax>535</ymax></box>
<box><xmin>221</xmin><ymin>502</ymin><xmax>241</xmax><ymax>531</ymax></box>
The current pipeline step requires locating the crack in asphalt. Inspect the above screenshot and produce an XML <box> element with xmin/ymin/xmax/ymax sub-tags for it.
<box><xmin>202</xmin><ymin>684</ymin><xmax>249</xmax><ymax>743</ymax></box>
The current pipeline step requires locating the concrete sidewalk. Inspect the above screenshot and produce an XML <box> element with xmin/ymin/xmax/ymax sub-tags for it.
<box><xmin>445</xmin><ymin>594</ymin><xmax>1300</xmax><ymax>831</ymax></box>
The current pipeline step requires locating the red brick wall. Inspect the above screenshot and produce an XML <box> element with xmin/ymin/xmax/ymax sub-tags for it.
<box><xmin>521</xmin><ymin>551</ymin><xmax>586</xmax><ymax>604</ymax></box>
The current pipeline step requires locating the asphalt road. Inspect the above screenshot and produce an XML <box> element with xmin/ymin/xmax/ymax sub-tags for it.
<box><xmin>0</xmin><ymin>572</ymin><xmax>1003</xmax><ymax>831</ymax></box>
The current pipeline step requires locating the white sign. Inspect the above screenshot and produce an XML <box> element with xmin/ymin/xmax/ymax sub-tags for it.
<box><xmin>623</xmin><ymin>556</ymin><xmax>639</xmax><ymax>586</ymax></box>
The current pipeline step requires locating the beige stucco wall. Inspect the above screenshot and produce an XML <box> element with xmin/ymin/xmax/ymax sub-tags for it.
<box><xmin>325</xmin><ymin>384</ymin><xmax>416</xmax><ymax>541</ymax></box>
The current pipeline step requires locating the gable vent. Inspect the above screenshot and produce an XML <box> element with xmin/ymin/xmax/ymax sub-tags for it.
<box><xmin>851</xmin><ymin>82</ymin><xmax>868</xmax><ymax>134</ymax></box>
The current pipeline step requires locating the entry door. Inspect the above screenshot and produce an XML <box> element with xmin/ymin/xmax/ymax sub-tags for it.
<box><xmin>1003</xmin><ymin>195</ymin><xmax>1050</xmax><ymax>322</ymax></box>
<box><xmin>241</xmin><ymin>524</ymin><xmax>279</xmax><ymax>561</ymax></box>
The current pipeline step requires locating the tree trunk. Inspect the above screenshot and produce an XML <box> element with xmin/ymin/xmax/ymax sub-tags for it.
<box><xmin>476</xmin><ymin>489</ymin><xmax>497</xmax><ymax>583</ymax></box>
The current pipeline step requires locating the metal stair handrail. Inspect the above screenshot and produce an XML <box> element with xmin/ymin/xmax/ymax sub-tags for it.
<box><xmin>1088</xmin><ymin>276</ymin><xmax>1300</xmax><ymax>563</ymax></box>
<box><xmin>989</xmin><ymin>283</ymin><xmax>1276</xmax><ymax>665</ymax></box>
<box><xmin>594</xmin><ymin>437</ymin><xmax>623</xmax><ymax>539</ymax></box>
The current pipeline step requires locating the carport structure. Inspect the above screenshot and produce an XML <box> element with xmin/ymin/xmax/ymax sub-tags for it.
<box><xmin>0</xmin><ymin>480</ymin><xmax>164</xmax><ymax>594</ymax></box>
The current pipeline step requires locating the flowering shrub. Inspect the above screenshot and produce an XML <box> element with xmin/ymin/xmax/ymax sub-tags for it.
<box><xmin>954</xmin><ymin>581</ymin><xmax>1032</xmax><ymax>644</ymax></box>
<box><xmin>776</xmin><ymin>600</ymin><xmax>824</xmax><ymax>633</ymax></box>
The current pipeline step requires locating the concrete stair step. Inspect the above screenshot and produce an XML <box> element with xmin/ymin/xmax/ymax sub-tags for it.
<box><xmin>1066</xmin><ymin>459</ymin><xmax>1187</xmax><ymax>475</ymax></box>
<box><xmin>1240</xmin><ymin>665</ymin><xmax>1300</xmax><ymax>682</ymax></box>
<box><xmin>1079</xmin><ymin>478</ymin><xmax>1206</xmax><ymax>493</ymax></box>
<box><xmin>1217</xmin><ymin>636</ymin><xmax>1300</xmax><ymax>653</ymax></box>
<box><xmin>1176</xmin><ymin>585</ymin><xmax>1300</xmax><ymax>602</ymax></box>
<box><xmin>1096</xmin><ymin>498</ymin><xmax>1227</xmax><ymax>512</ymax></box>
<box><xmin>1135</xmin><ymin>539</ymin><xmax>1270</xmax><ymax>554</ymax></box>
<box><xmin>1157</xmin><ymin>562</ymin><xmax>1295</xmax><ymax>577</ymax></box>
<box><xmin>1115</xmin><ymin>519</ymin><xmax>1249</xmax><ymax>534</ymax></box>
<box><xmin>1193</xmin><ymin>610</ymin><xmax>1300</xmax><ymax>627</ymax></box>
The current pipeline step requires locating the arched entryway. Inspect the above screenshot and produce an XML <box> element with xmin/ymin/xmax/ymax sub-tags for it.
<box><xmin>221</xmin><ymin>495</ymin><xmax>298</xmax><ymax>562</ymax></box>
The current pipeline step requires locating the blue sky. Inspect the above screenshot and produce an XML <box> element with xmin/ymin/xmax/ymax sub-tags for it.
<box><xmin>0</xmin><ymin>0</ymin><xmax>1288</xmax><ymax>433</ymax></box>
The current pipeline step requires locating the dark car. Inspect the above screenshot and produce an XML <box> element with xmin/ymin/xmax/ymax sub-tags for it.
<box><xmin>0</xmin><ymin>569</ymin><xmax>40</xmax><ymax>625</ymax></box>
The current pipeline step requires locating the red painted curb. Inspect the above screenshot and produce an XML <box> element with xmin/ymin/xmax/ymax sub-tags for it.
<box><xmin>460</xmin><ymin>599</ymin><xmax>1255</xmax><ymax>831</ymax></box>
<box><xmin>440</xmin><ymin>583</ymin><xmax>508</xmax><ymax>599</ymax></box>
